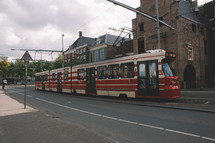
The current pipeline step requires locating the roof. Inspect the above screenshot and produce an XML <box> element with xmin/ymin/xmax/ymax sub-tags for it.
<box><xmin>179</xmin><ymin>0</ymin><xmax>205</xmax><ymax>25</ymax></box>
<box><xmin>69</xmin><ymin>36</ymin><xmax>95</xmax><ymax>50</ymax></box>
<box><xmin>92</xmin><ymin>33</ymin><xmax>130</xmax><ymax>47</ymax></box>
<box><xmin>0</xmin><ymin>54</ymin><xmax>7</xmax><ymax>58</ymax></box>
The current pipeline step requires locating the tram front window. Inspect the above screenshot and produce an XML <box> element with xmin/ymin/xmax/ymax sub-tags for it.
<box><xmin>162</xmin><ymin>63</ymin><xmax>173</xmax><ymax>77</ymax></box>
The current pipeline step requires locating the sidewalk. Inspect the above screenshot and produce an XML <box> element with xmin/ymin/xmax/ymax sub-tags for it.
<box><xmin>0</xmin><ymin>90</ymin><xmax>115</xmax><ymax>143</ymax></box>
<box><xmin>0</xmin><ymin>90</ymin><xmax>36</xmax><ymax>117</ymax></box>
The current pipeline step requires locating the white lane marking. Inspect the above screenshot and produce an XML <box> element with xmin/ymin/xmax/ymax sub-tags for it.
<box><xmin>139</xmin><ymin>123</ymin><xmax>164</xmax><ymax>130</ymax></box>
<box><xmin>202</xmin><ymin>136</ymin><xmax>215</xmax><ymax>142</ymax></box>
<box><xmin>165</xmin><ymin>129</ymin><xmax>200</xmax><ymax>138</ymax></box>
<box><xmin>36</xmin><ymin>97</ymin><xmax>215</xmax><ymax>142</ymax></box>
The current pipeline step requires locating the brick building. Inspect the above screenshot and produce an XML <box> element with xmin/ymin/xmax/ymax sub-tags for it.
<box><xmin>199</xmin><ymin>1</ymin><xmax>215</xmax><ymax>87</ymax></box>
<box><xmin>65</xmin><ymin>32</ymin><xmax>133</xmax><ymax>63</ymax></box>
<box><xmin>132</xmin><ymin>0</ymin><xmax>213</xmax><ymax>88</ymax></box>
<box><xmin>64</xmin><ymin>32</ymin><xmax>95</xmax><ymax>63</ymax></box>
<box><xmin>89</xmin><ymin>34</ymin><xmax>132</xmax><ymax>62</ymax></box>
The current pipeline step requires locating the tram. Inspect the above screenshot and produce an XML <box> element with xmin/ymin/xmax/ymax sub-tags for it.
<box><xmin>35</xmin><ymin>49</ymin><xmax>181</xmax><ymax>99</ymax></box>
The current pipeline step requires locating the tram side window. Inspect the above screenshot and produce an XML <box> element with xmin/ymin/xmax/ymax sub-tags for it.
<box><xmin>45</xmin><ymin>74</ymin><xmax>48</xmax><ymax>81</ymax></box>
<box><xmin>108</xmin><ymin>64</ymin><xmax>119</xmax><ymax>79</ymax></box>
<box><xmin>36</xmin><ymin>76</ymin><xmax>40</xmax><ymax>81</ymax></box>
<box><xmin>77</xmin><ymin>69</ymin><xmax>85</xmax><ymax>80</ymax></box>
<box><xmin>52</xmin><ymin>73</ymin><xmax>56</xmax><ymax>81</ymax></box>
<box><xmin>97</xmin><ymin>66</ymin><xmax>107</xmax><ymax>79</ymax></box>
<box><xmin>121</xmin><ymin>62</ymin><xmax>134</xmax><ymax>78</ymax></box>
<box><xmin>64</xmin><ymin>71</ymin><xmax>69</xmax><ymax>81</ymax></box>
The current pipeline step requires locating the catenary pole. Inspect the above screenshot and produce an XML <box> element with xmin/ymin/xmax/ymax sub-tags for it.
<box><xmin>106</xmin><ymin>0</ymin><xmax>175</xmax><ymax>30</ymax></box>
<box><xmin>155</xmin><ymin>0</ymin><xmax>161</xmax><ymax>49</ymax></box>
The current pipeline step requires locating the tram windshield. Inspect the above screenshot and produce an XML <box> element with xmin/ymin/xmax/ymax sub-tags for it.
<box><xmin>162</xmin><ymin>63</ymin><xmax>173</xmax><ymax>77</ymax></box>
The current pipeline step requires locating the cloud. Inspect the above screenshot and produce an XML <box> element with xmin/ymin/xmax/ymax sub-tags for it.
<box><xmin>0</xmin><ymin>0</ymin><xmax>139</xmax><ymax>61</ymax></box>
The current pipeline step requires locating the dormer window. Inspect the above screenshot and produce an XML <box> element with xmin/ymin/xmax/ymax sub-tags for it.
<box><xmin>96</xmin><ymin>38</ymin><xmax>102</xmax><ymax>45</ymax></box>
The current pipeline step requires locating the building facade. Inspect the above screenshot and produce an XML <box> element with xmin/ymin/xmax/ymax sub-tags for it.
<box><xmin>64</xmin><ymin>32</ymin><xmax>95</xmax><ymax>63</ymax></box>
<box><xmin>132</xmin><ymin>0</ymin><xmax>213</xmax><ymax>88</ymax></box>
<box><xmin>89</xmin><ymin>34</ymin><xmax>132</xmax><ymax>62</ymax></box>
<box><xmin>0</xmin><ymin>54</ymin><xmax>8</xmax><ymax>62</ymax></box>
<box><xmin>199</xmin><ymin>1</ymin><xmax>215</xmax><ymax>87</ymax></box>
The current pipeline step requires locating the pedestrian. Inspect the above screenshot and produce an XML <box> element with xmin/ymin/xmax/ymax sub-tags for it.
<box><xmin>2</xmin><ymin>80</ymin><xmax>7</xmax><ymax>90</ymax></box>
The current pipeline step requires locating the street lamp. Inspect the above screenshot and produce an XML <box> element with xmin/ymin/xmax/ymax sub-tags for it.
<box><xmin>62</xmin><ymin>34</ymin><xmax>64</xmax><ymax>68</ymax></box>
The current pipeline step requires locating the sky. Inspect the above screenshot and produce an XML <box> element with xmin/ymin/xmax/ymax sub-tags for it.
<box><xmin>0</xmin><ymin>0</ymin><xmax>212</xmax><ymax>62</ymax></box>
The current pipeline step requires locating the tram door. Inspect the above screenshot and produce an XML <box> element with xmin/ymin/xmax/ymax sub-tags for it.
<box><xmin>42</xmin><ymin>75</ymin><xmax>45</xmax><ymax>90</ymax></box>
<box><xmin>57</xmin><ymin>72</ymin><xmax>62</xmax><ymax>92</ymax></box>
<box><xmin>137</xmin><ymin>60</ymin><xmax>159</xmax><ymax>96</ymax></box>
<box><xmin>86</xmin><ymin>68</ymin><xmax>96</xmax><ymax>94</ymax></box>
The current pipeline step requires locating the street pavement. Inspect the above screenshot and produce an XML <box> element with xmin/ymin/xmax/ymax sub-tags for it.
<box><xmin>0</xmin><ymin>90</ymin><xmax>116</xmax><ymax>143</ymax></box>
<box><xmin>1</xmin><ymin>85</ymin><xmax>215</xmax><ymax>143</ymax></box>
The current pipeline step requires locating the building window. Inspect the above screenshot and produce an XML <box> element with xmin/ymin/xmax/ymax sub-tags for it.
<box><xmin>108</xmin><ymin>64</ymin><xmax>119</xmax><ymax>79</ymax></box>
<box><xmin>204</xmin><ymin>40</ymin><xmax>207</xmax><ymax>56</ymax></box>
<box><xmin>121</xmin><ymin>62</ymin><xmax>134</xmax><ymax>78</ymax></box>
<box><xmin>95</xmin><ymin>50</ymin><xmax>99</xmax><ymax>62</ymax></box>
<box><xmin>97</xmin><ymin>66</ymin><xmax>107</xmax><ymax>79</ymax></box>
<box><xmin>91</xmin><ymin>52</ymin><xmax>94</xmax><ymax>62</ymax></box>
<box><xmin>84</xmin><ymin>48</ymin><xmax>86</xmax><ymax>53</ymax></box>
<box><xmin>77</xmin><ymin>69</ymin><xmax>85</xmax><ymax>80</ymax></box>
<box><xmin>139</xmin><ymin>23</ymin><xmax>144</xmax><ymax>32</ymax></box>
<box><xmin>192</xmin><ymin>24</ymin><xmax>196</xmax><ymax>32</ymax></box>
<box><xmin>100</xmin><ymin>49</ymin><xmax>105</xmax><ymax>61</ymax></box>
<box><xmin>159</xmin><ymin>17</ymin><xmax>164</xmax><ymax>26</ymax></box>
<box><xmin>201</xmin><ymin>27</ymin><xmax>204</xmax><ymax>35</ymax></box>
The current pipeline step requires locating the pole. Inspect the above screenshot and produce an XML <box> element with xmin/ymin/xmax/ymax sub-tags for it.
<box><xmin>24</xmin><ymin>65</ymin><xmax>27</xmax><ymax>109</ymax></box>
<box><xmin>62</xmin><ymin>34</ymin><xmax>64</xmax><ymax>68</ymax></box>
<box><xmin>106</xmin><ymin>0</ymin><xmax>175</xmax><ymax>30</ymax></box>
<box><xmin>41</xmin><ymin>51</ymin><xmax>42</xmax><ymax>71</ymax></box>
<box><xmin>198</xmin><ymin>25</ymin><xmax>203</xmax><ymax>89</ymax></box>
<box><xmin>155</xmin><ymin>0</ymin><xmax>161</xmax><ymax>49</ymax></box>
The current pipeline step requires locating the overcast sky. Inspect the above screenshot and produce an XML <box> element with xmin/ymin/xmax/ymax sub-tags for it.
<box><xmin>0</xmin><ymin>0</ymin><xmax>212</xmax><ymax>62</ymax></box>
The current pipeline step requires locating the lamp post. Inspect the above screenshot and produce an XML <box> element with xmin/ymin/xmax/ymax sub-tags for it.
<box><xmin>62</xmin><ymin>34</ymin><xmax>64</xmax><ymax>68</ymax></box>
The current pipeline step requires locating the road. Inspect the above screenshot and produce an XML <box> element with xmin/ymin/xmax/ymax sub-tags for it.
<box><xmin>4</xmin><ymin>86</ymin><xmax>215</xmax><ymax>143</ymax></box>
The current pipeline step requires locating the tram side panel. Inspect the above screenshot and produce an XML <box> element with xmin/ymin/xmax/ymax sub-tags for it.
<box><xmin>50</xmin><ymin>67</ymin><xmax>72</xmax><ymax>93</ymax></box>
<box><xmin>35</xmin><ymin>71</ymin><xmax>50</xmax><ymax>91</ymax></box>
<box><xmin>72</xmin><ymin>68</ymin><xmax>86</xmax><ymax>94</ymax></box>
<box><xmin>95</xmin><ymin>63</ymin><xmax>137</xmax><ymax>98</ymax></box>
<box><xmin>62</xmin><ymin>67</ymin><xmax>72</xmax><ymax>93</ymax></box>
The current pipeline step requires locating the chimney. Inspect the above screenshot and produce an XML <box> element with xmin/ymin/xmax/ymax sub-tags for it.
<box><xmin>79</xmin><ymin>31</ymin><xmax>82</xmax><ymax>37</ymax></box>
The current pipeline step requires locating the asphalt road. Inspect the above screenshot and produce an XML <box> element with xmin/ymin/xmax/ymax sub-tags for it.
<box><xmin>4</xmin><ymin>87</ymin><xmax>215</xmax><ymax>143</ymax></box>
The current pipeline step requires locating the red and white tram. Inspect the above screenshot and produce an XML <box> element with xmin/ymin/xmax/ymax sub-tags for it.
<box><xmin>35</xmin><ymin>70</ymin><xmax>50</xmax><ymax>91</ymax></box>
<box><xmin>35</xmin><ymin>49</ymin><xmax>181</xmax><ymax>99</ymax></box>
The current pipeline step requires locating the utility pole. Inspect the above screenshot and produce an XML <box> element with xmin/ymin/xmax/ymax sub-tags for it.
<box><xmin>21</xmin><ymin>51</ymin><xmax>33</xmax><ymax>109</ymax></box>
<box><xmin>106</xmin><ymin>0</ymin><xmax>175</xmax><ymax>50</ymax></box>
<box><xmin>62</xmin><ymin>34</ymin><xmax>64</xmax><ymax>68</ymax></box>
<box><xmin>155</xmin><ymin>0</ymin><xmax>161</xmax><ymax>49</ymax></box>
<box><xmin>106</xmin><ymin>0</ymin><xmax>175</xmax><ymax>30</ymax></box>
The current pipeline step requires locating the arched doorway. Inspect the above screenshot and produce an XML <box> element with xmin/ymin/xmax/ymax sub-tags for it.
<box><xmin>183</xmin><ymin>64</ymin><xmax>196</xmax><ymax>88</ymax></box>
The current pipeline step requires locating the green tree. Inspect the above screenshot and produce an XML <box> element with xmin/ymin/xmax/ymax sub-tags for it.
<box><xmin>0</xmin><ymin>60</ymin><xmax>10</xmax><ymax>78</ymax></box>
<box><xmin>13</xmin><ymin>59</ymin><xmax>25</xmax><ymax>79</ymax></box>
<box><xmin>51</xmin><ymin>54</ymin><xmax>62</xmax><ymax>69</ymax></box>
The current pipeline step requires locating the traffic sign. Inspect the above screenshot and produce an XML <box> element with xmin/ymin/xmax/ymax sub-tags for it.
<box><xmin>21</xmin><ymin>50</ymin><xmax>33</xmax><ymax>61</ymax></box>
<box><xmin>20</xmin><ymin>50</ymin><xmax>33</xmax><ymax>109</ymax></box>
<box><xmin>21</xmin><ymin>51</ymin><xmax>33</xmax><ymax>66</ymax></box>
